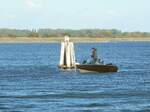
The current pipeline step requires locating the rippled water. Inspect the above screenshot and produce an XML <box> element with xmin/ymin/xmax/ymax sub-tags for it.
<box><xmin>0</xmin><ymin>42</ymin><xmax>150</xmax><ymax>112</ymax></box>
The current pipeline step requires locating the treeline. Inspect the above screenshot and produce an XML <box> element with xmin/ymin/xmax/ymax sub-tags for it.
<box><xmin>0</xmin><ymin>28</ymin><xmax>150</xmax><ymax>38</ymax></box>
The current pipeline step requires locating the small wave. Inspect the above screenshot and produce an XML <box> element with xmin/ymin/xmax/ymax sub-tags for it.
<box><xmin>62</xmin><ymin>103</ymin><xmax>113</xmax><ymax>111</ymax></box>
<box><xmin>1</xmin><ymin>91</ymin><xmax>150</xmax><ymax>99</ymax></box>
<box><xmin>67</xmin><ymin>103</ymin><xmax>112</xmax><ymax>108</ymax></box>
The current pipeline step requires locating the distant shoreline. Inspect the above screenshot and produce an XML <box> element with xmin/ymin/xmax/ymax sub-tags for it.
<box><xmin>0</xmin><ymin>37</ymin><xmax>150</xmax><ymax>43</ymax></box>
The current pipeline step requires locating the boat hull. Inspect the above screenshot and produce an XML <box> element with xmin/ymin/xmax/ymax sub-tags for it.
<box><xmin>76</xmin><ymin>64</ymin><xmax>118</xmax><ymax>73</ymax></box>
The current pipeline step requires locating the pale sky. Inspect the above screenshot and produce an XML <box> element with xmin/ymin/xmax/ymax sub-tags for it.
<box><xmin>0</xmin><ymin>0</ymin><xmax>150</xmax><ymax>32</ymax></box>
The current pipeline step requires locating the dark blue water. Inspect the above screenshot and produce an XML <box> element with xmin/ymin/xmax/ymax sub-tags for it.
<box><xmin>0</xmin><ymin>42</ymin><xmax>150</xmax><ymax>112</ymax></box>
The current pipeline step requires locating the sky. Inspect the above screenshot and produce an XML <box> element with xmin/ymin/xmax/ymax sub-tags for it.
<box><xmin>0</xmin><ymin>0</ymin><xmax>150</xmax><ymax>32</ymax></box>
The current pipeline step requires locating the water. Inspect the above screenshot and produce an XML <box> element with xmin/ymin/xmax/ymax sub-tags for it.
<box><xmin>0</xmin><ymin>42</ymin><xmax>150</xmax><ymax>112</ymax></box>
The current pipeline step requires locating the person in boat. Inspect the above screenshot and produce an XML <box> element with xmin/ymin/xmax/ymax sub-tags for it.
<box><xmin>91</xmin><ymin>48</ymin><xmax>104</xmax><ymax>64</ymax></box>
<box><xmin>91</xmin><ymin>48</ymin><xmax>98</xmax><ymax>63</ymax></box>
<box><xmin>82</xmin><ymin>48</ymin><xmax>104</xmax><ymax>64</ymax></box>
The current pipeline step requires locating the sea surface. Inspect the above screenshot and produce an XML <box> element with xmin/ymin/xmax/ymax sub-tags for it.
<box><xmin>0</xmin><ymin>42</ymin><xmax>150</xmax><ymax>112</ymax></box>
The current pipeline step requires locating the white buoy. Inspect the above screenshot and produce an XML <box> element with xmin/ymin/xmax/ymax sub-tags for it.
<box><xmin>59</xmin><ymin>35</ymin><xmax>76</xmax><ymax>69</ymax></box>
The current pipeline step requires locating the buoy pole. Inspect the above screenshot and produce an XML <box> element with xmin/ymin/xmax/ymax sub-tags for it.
<box><xmin>59</xmin><ymin>35</ymin><xmax>76</xmax><ymax>69</ymax></box>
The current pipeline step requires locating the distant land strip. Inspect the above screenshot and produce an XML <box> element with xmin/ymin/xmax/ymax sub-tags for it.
<box><xmin>0</xmin><ymin>37</ymin><xmax>150</xmax><ymax>43</ymax></box>
<box><xmin>0</xmin><ymin>28</ymin><xmax>150</xmax><ymax>43</ymax></box>
<box><xmin>0</xmin><ymin>28</ymin><xmax>150</xmax><ymax>38</ymax></box>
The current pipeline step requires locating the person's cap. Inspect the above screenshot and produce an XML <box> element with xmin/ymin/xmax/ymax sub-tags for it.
<box><xmin>92</xmin><ymin>48</ymin><xmax>96</xmax><ymax>50</ymax></box>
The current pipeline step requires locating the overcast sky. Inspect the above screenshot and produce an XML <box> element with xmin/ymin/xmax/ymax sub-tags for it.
<box><xmin>0</xmin><ymin>0</ymin><xmax>149</xmax><ymax>31</ymax></box>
